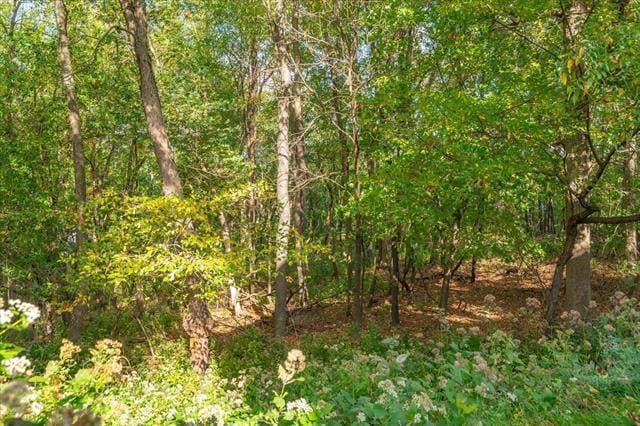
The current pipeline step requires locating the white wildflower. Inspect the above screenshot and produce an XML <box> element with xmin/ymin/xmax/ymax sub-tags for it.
<box><xmin>0</xmin><ymin>309</ymin><xmax>13</xmax><ymax>324</ymax></box>
<box><xmin>8</xmin><ymin>300</ymin><xmax>40</xmax><ymax>324</ymax></box>
<box><xmin>377</xmin><ymin>379</ymin><xmax>397</xmax><ymax>397</ymax></box>
<box><xmin>199</xmin><ymin>404</ymin><xmax>224</xmax><ymax>425</ymax></box>
<box><xmin>412</xmin><ymin>392</ymin><xmax>436</xmax><ymax>411</ymax></box>
<box><xmin>2</xmin><ymin>356</ymin><xmax>32</xmax><ymax>376</ymax></box>
<box><xmin>506</xmin><ymin>392</ymin><xmax>517</xmax><ymax>402</ymax></box>
<box><xmin>286</xmin><ymin>398</ymin><xmax>312</xmax><ymax>413</ymax></box>
<box><xmin>356</xmin><ymin>412</ymin><xmax>367</xmax><ymax>422</ymax></box>
<box><xmin>284</xmin><ymin>349</ymin><xmax>306</xmax><ymax>373</ymax></box>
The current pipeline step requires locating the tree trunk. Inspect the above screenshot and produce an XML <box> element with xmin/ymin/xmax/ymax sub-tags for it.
<box><xmin>2</xmin><ymin>1</ymin><xmax>20</xmax><ymax>145</ymax></box>
<box><xmin>390</xmin><ymin>235</ymin><xmax>401</xmax><ymax>325</ymax></box>
<box><xmin>54</xmin><ymin>0</ymin><xmax>89</xmax><ymax>341</ymax></box>
<box><xmin>624</xmin><ymin>143</ymin><xmax>637</xmax><ymax>263</ymax></box>
<box><xmin>219</xmin><ymin>210</ymin><xmax>232</xmax><ymax>253</ymax></box>
<box><xmin>244</xmin><ymin>38</ymin><xmax>260</xmax><ymax>292</ymax></box>
<box><xmin>563</xmin><ymin>0</ymin><xmax>592</xmax><ymax>317</ymax></box>
<box><xmin>291</xmin><ymin>0</ymin><xmax>309</xmax><ymax>306</ymax></box>
<box><xmin>54</xmin><ymin>0</ymin><xmax>87</xmax><ymax>243</ymax></box>
<box><xmin>439</xmin><ymin>209</ymin><xmax>462</xmax><ymax>314</ymax></box>
<box><xmin>346</xmin><ymin>39</ymin><xmax>364</xmax><ymax>330</ymax></box>
<box><xmin>546</xmin><ymin>216</ymin><xmax>581</xmax><ymax>333</ymax></box>
<box><xmin>120</xmin><ymin>0</ymin><xmax>182</xmax><ymax>197</ymax></box>
<box><xmin>270</xmin><ymin>0</ymin><xmax>292</xmax><ymax>337</ymax></box>
<box><xmin>120</xmin><ymin>0</ymin><xmax>213</xmax><ymax>372</ymax></box>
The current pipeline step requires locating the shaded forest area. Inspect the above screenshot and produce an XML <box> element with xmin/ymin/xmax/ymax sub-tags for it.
<box><xmin>1</xmin><ymin>0</ymin><xmax>640</xmax><ymax>424</ymax></box>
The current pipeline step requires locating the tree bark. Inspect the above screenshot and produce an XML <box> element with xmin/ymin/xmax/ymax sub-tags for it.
<box><xmin>54</xmin><ymin>0</ymin><xmax>89</xmax><ymax>342</ymax></box>
<box><xmin>120</xmin><ymin>0</ymin><xmax>182</xmax><ymax>197</ymax></box>
<box><xmin>54</xmin><ymin>0</ymin><xmax>87</xmax><ymax>243</ymax></box>
<box><xmin>244</xmin><ymin>38</ymin><xmax>260</xmax><ymax>292</ymax></box>
<box><xmin>269</xmin><ymin>0</ymin><xmax>292</xmax><ymax>337</ymax></box>
<box><xmin>345</xmin><ymin>34</ymin><xmax>364</xmax><ymax>330</ymax></box>
<box><xmin>291</xmin><ymin>0</ymin><xmax>309</xmax><ymax>306</ymax></box>
<box><xmin>3</xmin><ymin>1</ymin><xmax>20</xmax><ymax>151</ymax></box>
<box><xmin>439</xmin><ymin>209</ymin><xmax>462</xmax><ymax>314</ymax></box>
<box><xmin>219</xmin><ymin>210</ymin><xmax>232</xmax><ymax>253</ymax></box>
<box><xmin>562</xmin><ymin>0</ymin><xmax>592</xmax><ymax>317</ymax></box>
<box><xmin>624</xmin><ymin>129</ymin><xmax>637</xmax><ymax>264</ymax></box>
<box><xmin>546</xmin><ymin>214</ymin><xmax>582</xmax><ymax>333</ymax></box>
<box><xmin>389</xmin><ymin>235</ymin><xmax>401</xmax><ymax>325</ymax></box>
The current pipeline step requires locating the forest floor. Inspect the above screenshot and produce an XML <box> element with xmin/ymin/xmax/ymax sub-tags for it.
<box><xmin>207</xmin><ymin>260</ymin><xmax>638</xmax><ymax>345</ymax></box>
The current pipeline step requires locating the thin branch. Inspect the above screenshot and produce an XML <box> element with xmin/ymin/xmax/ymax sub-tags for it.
<box><xmin>492</xmin><ymin>17</ymin><xmax>560</xmax><ymax>60</ymax></box>
<box><xmin>582</xmin><ymin>213</ymin><xmax>640</xmax><ymax>224</ymax></box>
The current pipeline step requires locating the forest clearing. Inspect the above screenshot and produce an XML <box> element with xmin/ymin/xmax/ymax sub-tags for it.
<box><xmin>1</xmin><ymin>0</ymin><xmax>640</xmax><ymax>424</ymax></box>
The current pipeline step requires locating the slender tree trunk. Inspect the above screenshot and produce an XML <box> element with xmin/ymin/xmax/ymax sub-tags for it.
<box><xmin>624</xmin><ymin>140</ymin><xmax>637</xmax><ymax>264</ymax></box>
<box><xmin>54</xmin><ymin>0</ymin><xmax>89</xmax><ymax>342</ymax></box>
<box><xmin>120</xmin><ymin>0</ymin><xmax>213</xmax><ymax>372</ymax></box>
<box><xmin>2</xmin><ymin>1</ymin><xmax>20</xmax><ymax>145</ymax></box>
<box><xmin>120</xmin><ymin>0</ymin><xmax>182</xmax><ymax>197</ymax></box>
<box><xmin>390</xmin><ymin>234</ymin><xmax>401</xmax><ymax>325</ymax></box>
<box><xmin>367</xmin><ymin>240</ymin><xmax>380</xmax><ymax>307</ymax></box>
<box><xmin>329</xmin><ymin>65</ymin><xmax>353</xmax><ymax>316</ymax></box>
<box><xmin>345</xmin><ymin>40</ymin><xmax>364</xmax><ymax>330</ymax></box>
<box><xmin>563</xmin><ymin>0</ymin><xmax>592</xmax><ymax>317</ymax></box>
<box><xmin>269</xmin><ymin>0</ymin><xmax>292</xmax><ymax>337</ymax></box>
<box><xmin>546</xmin><ymin>217</ymin><xmax>581</xmax><ymax>333</ymax></box>
<box><xmin>54</xmin><ymin>0</ymin><xmax>87</xmax><ymax>243</ymax></box>
<box><xmin>219</xmin><ymin>211</ymin><xmax>232</xmax><ymax>253</ymax></box>
<box><xmin>245</xmin><ymin>38</ymin><xmax>260</xmax><ymax>293</ymax></box>
<box><xmin>291</xmin><ymin>0</ymin><xmax>309</xmax><ymax>306</ymax></box>
<box><xmin>439</xmin><ymin>209</ymin><xmax>462</xmax><ymax>314</ymax></box>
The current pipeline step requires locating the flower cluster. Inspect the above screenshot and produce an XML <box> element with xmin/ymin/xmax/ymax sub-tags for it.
<box><xmin>198</xmin><ymin>404</ymin><xmax>224</xmax><ymax>425</ymax></box>
<box><xmin>0</xmin><ymin>309</ymin><xmax>13</xmax><ymax>325</ymax></box>
<box><xmin>284</xmin><ymin>349</ymin><xmax>306</xmax><ymax>374</ymax></box>
<box><xmin>278</xmin><ymin>349</ymin><xmax>306</xmax><ymax>385</ymax></box>
<box><xmin>2</xmin><ymin>356</ymin><xmax>32</xmax><ymax>376</ymax></box>
<box><xmin>411</xmin><ymin>392</ymin><xmax>436</xmax><ymax>412</ymax></box>
<box><xmin>378</xmin><ymin>378</ymin><xmax>396</xmax><ymax>394</ymax></box>
<box><xmin>610</xmin><ymin>291</ymin><xmax>636</xmax><ymax>313</ymax></box>
<box><xmin>0</xmin><ymin>381</ymin><xmax>43</xmax><ymax>419</ymax></box>
<box><xmin>483</xmin><ymin>294</ymin><xmax>496</xmax><ymax>305</ymax></box>
<box><xmin>560</xmin><ymin>310</ymin><xmax>582</xmax><ymax>327</ymax></box>
<box><xmin>525</xmin><ymin>297</ymin><xmax>542</xmax><ymax>310</ymax></box>
<box><xmin>8</xmin><ymin>299</ymin><xmax>40</xmax><ymax>324</ymax></box>
<box><xmin>475</xmin><ymin>382</ymin><xmax>490</xmax><ymax>396</ymax></box>
<box><xmin>286</xmin><ymin>398</ymin><xmax>312</xmax><ymax>413</ymax></box>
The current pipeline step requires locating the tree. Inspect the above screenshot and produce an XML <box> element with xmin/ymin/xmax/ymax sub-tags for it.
<box><xmin>119</xmin><ymin>0</ymin><xmax>182</xmax><ymax>197</ymax></box>
<box><xmin>267</xmin><ymin>0</ymin><xmax>292</xmax><ymax>337</ymax></box>
<box><xmin>119</xmin><ymin>0</ymin><xmax>213</xmax><ymax>372</ymax></box>
<box><xmin>54</xmin><ymin>0</ymin><xmax>89</xmax><ymax>341</ymax></box>
<box><xmin>291</xmin><ymin>0</ymin><xmax>310</xmax><ymax>306</ymax></box>
<box><xmin>562</xmin><ymin>0</ymin><xmax>592</xmax><ymax>318</ymax></box>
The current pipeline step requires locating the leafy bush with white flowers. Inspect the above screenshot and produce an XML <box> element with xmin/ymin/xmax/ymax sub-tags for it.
<box><xmin>2</xmin><ymin>292</ymin><xmax>640</xmax><ymax>424</ymax></box>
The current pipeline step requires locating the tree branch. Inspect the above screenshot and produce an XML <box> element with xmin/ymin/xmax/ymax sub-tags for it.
<box><xmin>582</xmin><ymin>214</ymin><xmax>640</xmax><ymax>224</ymax></box>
